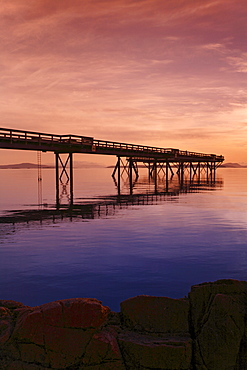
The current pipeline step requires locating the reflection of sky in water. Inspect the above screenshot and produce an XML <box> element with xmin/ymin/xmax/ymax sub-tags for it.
<box><xmin>1</xmin><ymin>168</ymin><xmax>247</xmax><ymax>311</ymax></box>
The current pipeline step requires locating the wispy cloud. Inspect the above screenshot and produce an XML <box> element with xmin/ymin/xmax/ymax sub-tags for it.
<box><xmin>227</xmin><ymin>53</ymin><xmax>247</xmax><ymax>73</ymax></box>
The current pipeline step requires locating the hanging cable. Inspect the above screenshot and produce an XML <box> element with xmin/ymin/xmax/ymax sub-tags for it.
<box><xmin>37</xmin><ymin>151</ymin><xmax>43</xmax><ymax>208</ymax></box>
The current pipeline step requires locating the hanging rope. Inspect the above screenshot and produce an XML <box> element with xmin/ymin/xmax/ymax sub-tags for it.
<box><xmin>37</xmin><ymin>151</ymin><xmax>42</xmax><ymax>208</ymax></box>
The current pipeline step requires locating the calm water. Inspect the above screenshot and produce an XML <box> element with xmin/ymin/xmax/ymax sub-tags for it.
<box><xmin>0</xmin><ymin>167</ymin><xmax>247</xmax><ymax>311</ymax></box>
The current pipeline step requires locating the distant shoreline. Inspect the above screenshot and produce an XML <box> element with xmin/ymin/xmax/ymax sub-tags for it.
<box><xmin>0</xmin><ymin>162</ymin><xmax>246</xmax><ymax>169</ymax></box>
<box><xmin>0</xmin><ymin>163</ymin><xmax>53</xmax><ymax>169</ymax></box>
<box><xmin>0</xmin><ymin>162</ymin><xmax>105</xmax><ymax>169</ymax></box>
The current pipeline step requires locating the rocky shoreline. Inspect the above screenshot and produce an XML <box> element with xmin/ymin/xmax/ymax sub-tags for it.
<box><xmin>1</xmin><ymin>279</ymin><xmax>247</xmax><ymax>369</ymax></box>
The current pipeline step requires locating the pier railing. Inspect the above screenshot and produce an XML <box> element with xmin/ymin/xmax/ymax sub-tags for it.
<box><xmin>0</xmin><ymin>127</ymin><xmax>224</xmax><ymax>161</ymax></box>
<box><xmin>0</xmin><ymin>128</ymin><xmax>93</xmax><ymax>146</ymax></box>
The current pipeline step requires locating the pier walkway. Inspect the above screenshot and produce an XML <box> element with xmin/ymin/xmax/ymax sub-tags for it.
<box><xmin>0</xmin><ymin>127</ymin><xmax>223</xmax><ymax>162</ymax></box>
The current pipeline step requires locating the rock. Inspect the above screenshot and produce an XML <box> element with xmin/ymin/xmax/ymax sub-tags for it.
<box><xmin>0</xmin><ymin>307</ymin><xmax>13</xmax><ymax>345</ymax></box>
<box><xmin>18</xmin><ymin>343</ymin><xmax>48</xmax><ymax>366</ymax></box>
<box><xmin>0</xmin><ymin>300</ymin><xmax>27</xmax><ymax>310</ymax></box>
<box><xmin>83</xmin><ymin>328</ymin><xmax>125</xmax><ymax>369</ymax></box>
<box><xmin>13</xmin><ymin>308</ymin><xmax>45</xmax><ymax>346</ymax></box>
<box><xmin>39</xmin><ymin>301</ymin><xmax>63</xmax><ymax>327</ymax></box>
<box><xmin>6</xmin><ymin>298</ymin><xmax>111</xmax><ymax>369</ymax></box>
<box><xmin>60</xmin><ymin>298</ymin><xmax>110</xmax><ymax>328</ymax></box>
<box><xmin>45</xmin><ymin>327</ymin><xmax>94</xmax><ymax>368</ymax></box>
<box><xmin>121</xmin><ymin>295</ymin><xmax>189</xmax><ymax>335</ymax></box>
<box><xmin>189</xmin><ymin>279</ymin><xmax>247</xmax><ymax>370</ymax></box>
<box><xmin>118</xmin><ymin>330</ymin><xmax>192</xmax><ymax>369</ymax></box>
<box><xmin>1</xmin><ymin>279</ymin><xmax>247</xmax><ymax>369</ymax></box>
<box><xmin>189</xmin><ymin>279</ymin><xmax>247</xmax><ymax>336</ymax></box>
<box><xmin>7</xmin><ymin>361</ymin><xmax>50</xmax><ymax>369</ymax></box>
<box><xmin>82</xmin><ymin>364</ymin><xmax>124</xmax><ymax>370</ymax></box>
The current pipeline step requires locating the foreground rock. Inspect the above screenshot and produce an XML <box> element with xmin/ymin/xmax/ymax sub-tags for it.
<box><xmin>189</xmin><ymin>279</ymin><xmax>247</xmax><ymax>369</ymax></box>
<box><xmin>120</xmin><ymin>295</ymin><xmax>192</xmax><ymax>369</ymax></box>
<box><xmin>0</xmin><ymin>279</ymin><xmax>247</xmax><ymax>369</ymax></box>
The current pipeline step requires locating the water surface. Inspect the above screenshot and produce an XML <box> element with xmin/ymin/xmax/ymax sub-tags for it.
<box><xmin>0</xmin><ymin>167</ymin><xmax>247</xmax><ymax>311</ymax></box>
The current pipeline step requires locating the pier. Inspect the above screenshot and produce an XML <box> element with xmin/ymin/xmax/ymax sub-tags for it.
<box><xmin>0</xmin><ymin>127</ymin><xmax>224</xmax><ymax>205</ymax></box>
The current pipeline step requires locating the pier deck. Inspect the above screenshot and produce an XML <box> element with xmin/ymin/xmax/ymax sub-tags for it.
<box><xmin>0</xmin><ymin>127</ymin><xmax>224</xmax><ymax>162</ymax></box>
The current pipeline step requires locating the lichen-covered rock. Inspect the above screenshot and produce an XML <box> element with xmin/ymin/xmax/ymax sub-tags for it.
<box><xmin>45</xmin><ymin>327</ymin><xmax>95</xmax><ymax>368</ymax></box>
<box><xmin>237</xmin><ymin>326</ymin><xmax>247</xmax><ymax>369</ymax></box>
<box><xmin>83</xmin><ymin>328</ymin><xmax>125</xmax><ymax>369</ymax></box>
<box><xmin>2</xmin><ymin>298</ymin><xmax>111</xmax><ymax>369</ymax></box>
<box><xmin>189</xmin><ymin>279</ymin><xmax>247</xmax><ymax>336</ymax></box>
<box><xmin>121</xmin><ymin>295</ymin><xmax>189</xmax><ymax>335</ymax></box>
<box><xmin>82</xmin><ymin>364</ymin><xmax>124</xmax><ymax>370</ymax></box>
<box><xmin>40</xmin><ymin>301</ymin><xmax>63</xmax><ymax>327</ymax></box>
<box><xmin>0</xmin><ymin>300</ymin><xmax>27</xmax><ymax>310</ymax></box>
<box><xmin>7</xmin><ymin>361</ymin><xmax>50</xmax><ymax>369</ymax></box>
<box><xmin>62</xmin><ymin>298</ymin><xmax>110</xmax><ymax>328</ymax></box>
<box><xmin>1</xmin><ymin>279</ymin><xmax>247</xmax><ymax>369</ymax></box>
<box><xmin>189</xmin><ymin>279</ymin><xmax>247</xmax><ymax>370</ymax></box>
<box><xmin>118</xmin><ymin>330</ymin><xmax>192</xmax><ymax>369</ymax></box>
<box><xmin>18</xmin><ymin>342</ymin><xmax>48</xmax><ymax>366</ymax></box>
<box><xmin>0</xmin><ymin>301</ymin><xmax>27</xmax><ymax>348</ymax></box>
<box><xmin>12</xmin><ymin>307</ymin><xmax>45</xmax><ymax>345</ymax></box>
<box><xmin>40</xmin><ymin>297</ymin><xmax>110</xmax><ymax>329</ymax></box>
<box><xmin>0</xmin><ymin>307</ymin><xmax>13</xmax><ymax>345</ymax></box>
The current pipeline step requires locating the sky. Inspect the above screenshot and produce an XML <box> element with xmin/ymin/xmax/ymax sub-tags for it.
<box><xmin>1</xmin><ymin>0</ymin><xmax>247</xmax><ymax>164</ymax></box>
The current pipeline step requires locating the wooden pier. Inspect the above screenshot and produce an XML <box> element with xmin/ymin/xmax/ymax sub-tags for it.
<box><xmin>0</xmin><ymin>127</ymin><xmax>224</xmax><ymax>205</ymax></box>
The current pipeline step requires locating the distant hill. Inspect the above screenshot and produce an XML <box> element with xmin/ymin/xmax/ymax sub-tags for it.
<box><xmin>0</xmin><ymin>163</ymin><xmax>53</xmax><ymax>169</ymax></box>
<box><xmin>0</xmin><ymin>162</ymin><xmax>105</xmax><ymax>169</ymax></box>
<box><xmin>221</xmin><ymin>162</ymin><xmax>247</xmax><ymax>168</ymax></box>
<box><xmin>1</xmin><ymin>162</ymin><xmax>246</xmax><ymax>169</ymax></box>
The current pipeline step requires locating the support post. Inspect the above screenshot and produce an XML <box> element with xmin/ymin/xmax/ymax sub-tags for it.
<box><xmin>153</xmin><ymin>161</ymin><xmax>157</xmax><ymax>194</ymax></box>
<box><xmin>129</xmin><ymin>157</ymin><xmax>133</xmax><ymax>195</ymax></box>
<box><xmin>190</xmin><ymin>162</ymin><xmax>193</xmax><ymax>182</ymax></box>
<box><xmin>55</xmin><ymin>152</ymin><xmax>74</xmax><ymax>208</ymax></box>
<box><xmin>148</xmin><ymin>162</ymin><xmax>152</xmax><ymax>179</ymax></box>
<box><xmin>55</xmin><ymin>153</ymin><xmax>59</xmax><ymax>208</ymax></box>
<box><xmin>213</xmin><ymin>162</ymin><xmax>216</xmax><ymax>181</ymax></box>
<box><xmin>180</xmin><ymin>161</ymin><xmax>184</xmax><ymax>186</ymax></box>
<box><xmin>69</xmin><ymin>152</ymin><xmax>73</xmax><ymax>205</ymax></box>
<box><xmin>197</xmin><ymin>162</ymin><xmax>201</xmax><ymax>182</ymax></box>
<box><xmin>168</xmin><ymin>162</ymin><xmax>174</xmax><ymax>177</ymax></box>
<box><xmin>166</xmin><ymin>162</ymin><xmax>169</xmax><ymax>191</ymax></box>
<box><xmin>117</xmin><ymin>156</ymin><xmax>121</xmax><ymax>195</ymax></box>
<box><xmin>132</xmin><ymin>161</ymin><xmax>139</xmax><ymax>179</ymax></box>
<box><xmin>112</xmin><ymin>158</ymin><xmax>118</xmax><ymax>178</ymax></box>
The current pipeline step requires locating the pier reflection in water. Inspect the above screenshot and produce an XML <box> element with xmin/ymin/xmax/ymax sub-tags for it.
<box><xmin>2</xmin><ymin>167</ymin><xmax>247</xmax><ymax>312</ymax></box>
<box><xmin>1</xmin><ymin>170</ymin><xmax>222</xmax><ymax>225</ymax></box>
